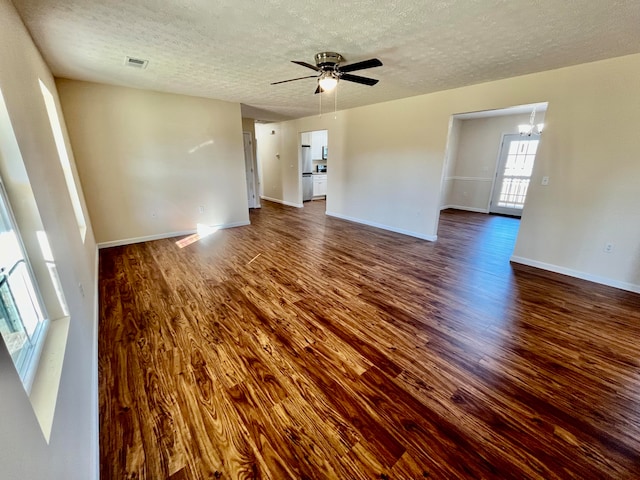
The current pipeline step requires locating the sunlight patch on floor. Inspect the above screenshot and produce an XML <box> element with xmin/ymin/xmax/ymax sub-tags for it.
<box><xmin>175</xmin><ymin>224</ymin><xmax>219</xmax><ymax>248</ymax></box>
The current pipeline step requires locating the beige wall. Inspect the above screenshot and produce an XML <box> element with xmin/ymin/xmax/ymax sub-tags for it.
<box><xmin>0</xmin><ymin>0</ymin><xmax>98</xmax><ymax>478</ymax></box>
<box><xmin>57</xmin><ymin>80</ymin><xmax>249</xmax><ymax>245</ymax></box>
<box><xmin>256</xmin><ymin>122</ymin><xmax>304</xmax><ymax>207</ymax></box>
<box><xmin>255</xmin><ymin>123</ymin><xmax>280</xmax><ymax>202</ymax></box>
<box><xmin>444</xmin><ymin>112</ymin><xmax>545</xmax><ymax>211</ymax></box>
<box><xmin>256</xmin><ymin>53</ymin><xmax>640</xmax><ymax>291</ymax></box>
<box><xmin>439</xmin><ymin>117</ymin><xmax>461</xmax><ymax>208</ymax></box>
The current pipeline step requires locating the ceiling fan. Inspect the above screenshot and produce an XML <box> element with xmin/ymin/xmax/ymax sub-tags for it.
<box><xmin>271</xmin><ymin>52</ymin><xmax>382</xmax><ymax>94</ymax></box>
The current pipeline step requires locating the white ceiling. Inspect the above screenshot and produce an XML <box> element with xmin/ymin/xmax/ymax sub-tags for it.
<box><xmin>13</xmin><ymin>0</ymin><xmax>640</xmax><ymax>121</ymax></box>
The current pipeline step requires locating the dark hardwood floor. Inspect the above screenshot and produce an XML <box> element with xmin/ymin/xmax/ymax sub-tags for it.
<box><xmin>99</xmin><ymin>200</ymin><xmax>640</xmax><ymax>479</ymax></box>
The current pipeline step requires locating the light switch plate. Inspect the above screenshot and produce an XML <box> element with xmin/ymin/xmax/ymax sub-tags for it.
<box><xmin>541</xmin><ymin>176</ymin><xmax>549</xmax><ymax>185</ymax></box>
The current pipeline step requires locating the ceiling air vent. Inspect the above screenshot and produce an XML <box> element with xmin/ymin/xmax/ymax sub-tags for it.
<box><xmin>125</xmin><ymin>56</ymin><xmax>148</xmax><ymax>69</ymax></box>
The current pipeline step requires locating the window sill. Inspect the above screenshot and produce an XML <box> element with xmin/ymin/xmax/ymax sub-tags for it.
<box><xmin>28</xmin><ymin>316</ymin><xmax>70</xmax><ymax>443</ymax></box>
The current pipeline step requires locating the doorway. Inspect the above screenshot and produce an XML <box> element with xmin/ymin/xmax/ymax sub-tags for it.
<box><xmin>437</xmin><ymin>102</ymin><xmax>547</xmax><ymax>253</ymax></box>
<box><xmin>490</xmin><ymin>134</ymin><xmax>540</xmax><ymax>217</ymax></box>
<box><xmin>300</xmin><ymin>130</ymin><xmax>328</xmax><ymax>205</ymax></box>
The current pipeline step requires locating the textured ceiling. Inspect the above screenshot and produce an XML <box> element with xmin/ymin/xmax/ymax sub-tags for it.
<box><xmin>13</xmin><ymin>0</ymin><xmax>640</xmax><ymax>120</ymax></box>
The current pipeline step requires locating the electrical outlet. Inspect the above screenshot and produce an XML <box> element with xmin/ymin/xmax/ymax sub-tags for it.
<box><xmin>198</xmin><ymin>205</ymin><xmax>205</xmax><ymax>213</ymax></box>
<box><xmin>78</xmin><ymin>282</ymin><xmax>85</xmax><ymax>298</ymax></box>
<box><xmin>604</xmin><ymin>243</ymin><xmax>614</xmax><ymax>253</ymax></box>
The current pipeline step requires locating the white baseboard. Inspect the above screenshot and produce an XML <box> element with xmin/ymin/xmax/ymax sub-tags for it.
<box><xmin>325</xmin><ymin>211</ymin><xmax>437</xmax><ymax>241</ymax></box>
<box><xmin>510</xmin><ymin>255</ymin><xmax>640</xmax><ymax>294</ymax></box>
<box><xmin>260</xmin><ymin>196</ymin><xmax>303</xmax><ymax>208</ymax></box>
<box><xmin>97</xmin><ymin>221</ymin><xmax>250</xmax><ymax>249</ymax></box>
<box><xmin>441</xmin><ymin>204</ymin><xmax>489</xmax><ymax>213</ymax></box>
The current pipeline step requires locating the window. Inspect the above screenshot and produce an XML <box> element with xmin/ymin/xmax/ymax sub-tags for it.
<box><xmin>0</xmin><ymin>181</ymin><xmax>48</xmax><ymax>391</ymax></box>
<box><xmin>1</xmin><ymin>86</ymin><xmax>71</xmax><ymax>440</ymax></box>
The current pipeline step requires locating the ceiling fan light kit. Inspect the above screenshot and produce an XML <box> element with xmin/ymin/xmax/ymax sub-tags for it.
<box><xmin>318</xmin><ymin>72</ymin><xmax>338</xmax><ymax>92</ymax></box>
<box><xmin>272</xmin><ymin>51</ymin><xmax>382</xmax><ymax>95</ymax></box>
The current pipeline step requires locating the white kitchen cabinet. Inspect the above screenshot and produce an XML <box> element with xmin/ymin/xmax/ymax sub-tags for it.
<box><xmin>313</xmin><ymin>174</ymin><xmax>327</xmax><ymax>197</ymax></box>
<box><xmin>311</xmin><ymin>130</ymin><xmax>327</xmax><ymax>160</ymax></box>
<box><xmin>301</xmin><ymin>132</ymin><xmax>312</xmax><ymax>146</ymax></box>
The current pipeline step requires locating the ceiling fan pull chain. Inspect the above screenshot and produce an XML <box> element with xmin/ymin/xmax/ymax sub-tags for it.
<box><xmin>334</xmin><ymin>85</ymin><xmax>338</xmax><ymax>119</ymax></box>
<box><xmin>319</xmin><ymin>87</ymin><xmax>322</xmax><ymax>116</ymax></box>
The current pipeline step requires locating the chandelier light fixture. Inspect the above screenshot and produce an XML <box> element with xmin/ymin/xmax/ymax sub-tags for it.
<box><xmin>519</xmin><ymin>107</ymin><xmax>544</xmax><ymax>136</ymax></box>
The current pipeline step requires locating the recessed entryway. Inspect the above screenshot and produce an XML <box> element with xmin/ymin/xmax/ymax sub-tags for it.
<box><xmin>438</xmin><ymin>102</ymin><xmax>548</xmax><ymax>249</ymax></box>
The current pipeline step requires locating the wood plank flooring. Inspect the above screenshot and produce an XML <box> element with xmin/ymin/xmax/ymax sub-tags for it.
<box><xmin>99</xmin><ymin>200</ymin><xmax>640</xmax><ymax>479</ymax></box>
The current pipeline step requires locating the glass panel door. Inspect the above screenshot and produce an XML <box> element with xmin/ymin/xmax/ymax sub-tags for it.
<box><xmin>490</xmin><ymin>134</ymin><xmax>539</xmax><ymax>216</ymax></box>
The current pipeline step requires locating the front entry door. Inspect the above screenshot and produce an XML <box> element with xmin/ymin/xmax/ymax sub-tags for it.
<box><xmin>490</xmin><ymin>134</ymin><xmax>540</xmax><ymax>217</ymax></box>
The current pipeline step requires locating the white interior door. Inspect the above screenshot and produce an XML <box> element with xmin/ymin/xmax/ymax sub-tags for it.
<box><xmin>490</xmin><ymin>134</ymin><xmax>540</xmax><ymax>216</ymax></box>
<box><xmin>243</xmin><ymin>132</ymin><xmax>260</xmax><ymax>209</ymax></box>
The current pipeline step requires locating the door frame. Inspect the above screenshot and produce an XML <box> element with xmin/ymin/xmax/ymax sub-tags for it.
<box><xmin>242</xmin><ymin>132</ymin><xmax>260</xmax><ymax>209</ymax></box>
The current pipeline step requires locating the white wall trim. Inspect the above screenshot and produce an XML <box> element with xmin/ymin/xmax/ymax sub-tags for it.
<box><xmin>92</xmin><ymin>247</ymin><xmax>99</xmax><ymax>480</ymax></box>
<box><xmin>440</xmin><ymin>204</ymin><xmax>489</xmax><ymax>213</ymax></box>
<box><xmin>260</xmin><ymin>196</ymin><xmax>303</xmax><ymax>208</ymax></box>
<box><xmin>510</xmin><ymin>255</ymin><xmax>640</xmax><ymax>294</ymax></box>
<box><xmin>97</xmin><ymin>221</ymin><xmax>250</xmax><ymax>249</ymax></box>
<box><xmin>98</xmin><ymin>229</ymin><xmax>196</xmax><ymax>249</ymax></box>
<box><xmin>445</xmin><ymin>176</ymin><xmax>494</xmax><ymax>182</ymax></box>
<box><xmin>326</xmin><ymin>211</ymin><xmax>437</xmax><ymax>241</ymax></box>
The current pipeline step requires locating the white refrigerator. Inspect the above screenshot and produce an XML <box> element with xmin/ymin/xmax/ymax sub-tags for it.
<box><xmin>301</xmin><ymin>145</ymin><xmax>313</xmax><ymax>201</ymax></box>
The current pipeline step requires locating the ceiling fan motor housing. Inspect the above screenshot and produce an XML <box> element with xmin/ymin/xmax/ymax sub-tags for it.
<box><xmin>315</xmin><ymin>52</ymin><xmax>343</xmax><ymax>70</ymax></box>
